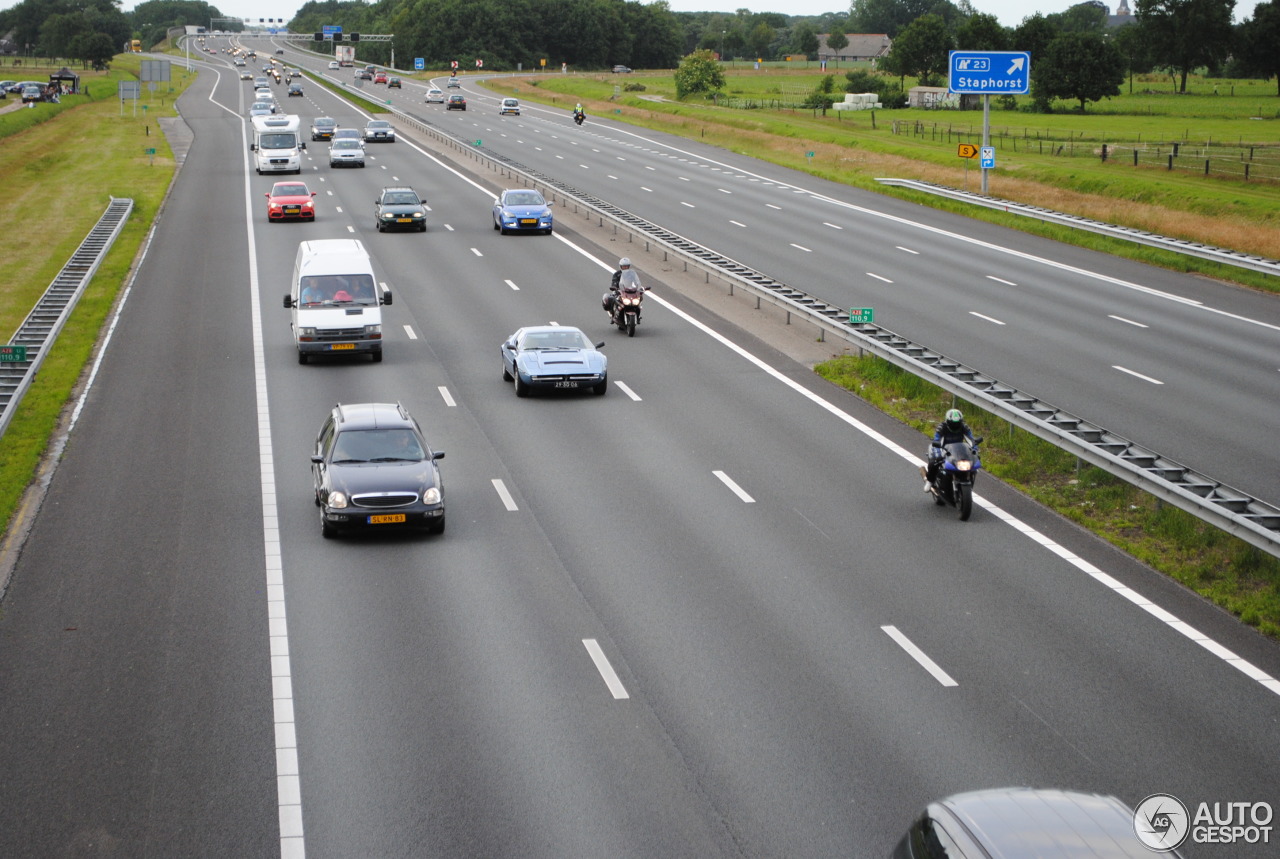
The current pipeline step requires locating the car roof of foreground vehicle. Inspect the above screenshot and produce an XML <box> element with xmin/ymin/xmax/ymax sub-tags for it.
<box><xmin>331</xmin><ymin>402</ymin><xmax>416</xmax><ymax>431</ymax></box>
<box><xmin>914</xmin><ymin>788</ymin><xmax>1181</xmax><ymax>858</ymax></box>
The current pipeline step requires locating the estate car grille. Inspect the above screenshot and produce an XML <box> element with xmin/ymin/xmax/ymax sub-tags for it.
<box><xmin>351</xmin><ymin>492</ymin><xmax>419</xmax><ymax>508</ymax></box>
<box><xmin>317</xmin><ymin>327</ymin><xmax>368</xmax><ymax>340</ymax></box>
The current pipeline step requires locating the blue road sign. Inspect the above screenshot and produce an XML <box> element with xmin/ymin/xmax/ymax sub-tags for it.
<box><xmin>414</xmin><ymin>58</ymin><xmax>425</xmax><ymax>71</ymax></box>
<box><xmin>322</xmin><ymin>25</ymin><xmax>343</xmax><ymax>36</ymax></box>
<box><xmin>949</xmin><ymin>51</ymin><xmax>1030</xmax><ymax>95</ymax></box>
<box><xmin>980</xmin><ymin>146</ymin><xmax>995</xmax><ymax>169</ymax></box>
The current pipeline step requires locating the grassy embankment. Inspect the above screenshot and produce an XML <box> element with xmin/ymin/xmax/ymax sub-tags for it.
<box><xmin>0</xmin><ymin>55</ymin><xmax>194</xmax><ymax>544</ymax></box>
<box><xmin>487</xmin><ymin>68</ymin><xmax>1280</xmax><ymax>290</ymax></box>
<box><xmin>482</xmin><ymin>68</ymin><xmax>1280</xmax><ymax>635</ymax></box>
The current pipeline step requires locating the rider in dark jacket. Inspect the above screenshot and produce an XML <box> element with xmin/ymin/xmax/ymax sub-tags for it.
<box><xmin>924</xmin><ymin>408</ymin><xmax>975</xmax><ymax>489</ymax></box>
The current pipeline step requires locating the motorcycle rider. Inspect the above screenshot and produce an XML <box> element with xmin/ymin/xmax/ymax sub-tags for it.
<box><xmin>573</xmin><ymin>103</ymin><xmax>585</xmax><ymax>123</ymax></box>
<box><xmin>604</xmin><ymin>257</ymin><xmax>641</xmax><ymax>320</ymax></box>
<box><xmin>923</xmin><ymin>408</ymin><xmax>975</xmax><ymax>491</ymax></box>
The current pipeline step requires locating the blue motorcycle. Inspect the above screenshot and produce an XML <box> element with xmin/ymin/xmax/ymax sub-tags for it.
<box><xmin>925</xmin><ymin>437</ymin><xmax>983</xmax><ymax>521</ymax></box>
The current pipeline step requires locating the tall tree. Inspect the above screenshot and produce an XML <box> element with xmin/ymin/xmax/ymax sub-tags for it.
<box><xmin>1032</xmin><ymin>30</ymin><xmax>1124</xmax><ymax>110</ymax></box>
<box><xmin>1052</xmin><ymin>0</ymin><xmax>1109</xmax><ymax>33</ymax></box>
<box><xmin>673</xmin><ymin>48</ymin><xmax>724</xmax><ymax>98</ymax></box>
<box><xmin>792</xmin><ymin>22</ymin><xmax>819</xmax><ymax>59</ymax></box>
<box><xmin>1110</xmin><ymin>21</ymin><xmax>1153</xmax><ymax>93</ymax></box>
<box><xmin>825</xmin><ymin>30</ymin><xmax>848</xmax><ymax>56</ymax></box>
<box><xmin>747</xmin><ymin>21</ymin><xmax>774</xmax><ymax>59</ymax></box>
<box><xmin>954</xmin><ymin>12</ymin><xmax>1008</xmax><ymax>50</ymax></box>
<box><xmin>1234</xmin><ymin>0</ymin><xmax>1280</xmax><ymax>94</ymax></box>
<box><xmin>887</xmin><ymin>13</ymin><xmax>952</xmax><ymax>86</ymax></box>
<box><xmin>1011</xmin><ymin>12</ymin><xmax>1061</xmax><ymax>73</ymax></box>
<box><xmin>1136</xmin><ymin>0</ymin><xmax>1235</xmax><ymax>92</ymax></box>
<box><xmin>849</xmin><ymin>0</ymin><xmax>964</xmax><ymax>38</ymax></box>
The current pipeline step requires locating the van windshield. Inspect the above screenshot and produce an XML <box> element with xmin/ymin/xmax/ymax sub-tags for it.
<box><xmin>299</xmin><ymin>274</ymin><xmax>378</xmax><ymax>306</ymax></box>
<box><xmin>260</xmin><ymin>132</ymin><xmax>297</xmax><ymax>150</ymax></box>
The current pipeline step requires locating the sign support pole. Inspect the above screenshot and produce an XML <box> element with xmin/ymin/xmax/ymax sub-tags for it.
<box><xmin>981</xmin><ymin>93</ymin><xmax>990</xmax><ymax>196</ymax></box>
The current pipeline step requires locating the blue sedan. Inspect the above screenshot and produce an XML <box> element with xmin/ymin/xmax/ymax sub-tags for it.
<box><xmin>501</xmin><ymin>326</ymin><xmax>607</xmax><ymax>397</ymax></box>
<box><xmin>492</xmin><ymin>189</ymin><xmax>553</xmax><ymax>235</ymax></box>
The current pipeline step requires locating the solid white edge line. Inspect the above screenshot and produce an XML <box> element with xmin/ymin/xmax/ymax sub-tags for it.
<box><xmin>614</xmin><ymin>381</ymin><xmax>641</xmax><ymax>401</ymax></box>
<box><xmin>713</xmin><ymin>470</ymin><xmax>755</xmax><ymax>503</ymax></box>
<box><xmin>491</xmin><ymin>479</ymin><xmax>519</xmax><ymax>511</ymax></box>
<box><xmin>237</xmin><ymin>101</ymin><xmax>306</xmax><ymax>856</ymax></box>
<box><xmin>582</xmin><ymin>639</ymin><xmax>629</xmax><ymax>699</ymax></box>
<box><xmin>881</xmin><ymin>626</ymin><xmax>958</xmax><ymax>687</ymax></box>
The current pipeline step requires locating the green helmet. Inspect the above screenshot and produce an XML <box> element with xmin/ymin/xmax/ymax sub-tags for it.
<box><xmin>945</xmin><ymin>408</ymin><xmax>963</xmax><ymax>423</ymax></box>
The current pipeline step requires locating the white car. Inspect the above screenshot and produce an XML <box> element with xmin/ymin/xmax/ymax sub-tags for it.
<box><xmin>499</xmin><ymin>97</ymin><xmax>520</xmax><ymax>116</ymax></box>
<box><xmin>425</xmin><ymin>88</ymin><xmax>445</xmax><ymax>103</ymax></box>
<box><xmin>362</xmin><ymin>120</ymin><xmax>396</xmax><ymax>143</ymax></box>
<box><xmin>329</xmin><ymin>138</ymin><xmax>365</xmax><ymax>168</ymax></box>
<box><xmin>249</xmin><ymin>101</ymin><xmax>275</xmax><ymax>117</ymax></box>
<box><xmin>328</xmin><ymin>61</ymin><xmax>340</xmax><ymax>69</ymax></box>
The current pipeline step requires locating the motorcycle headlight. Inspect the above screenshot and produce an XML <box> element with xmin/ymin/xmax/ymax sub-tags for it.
<box><xmin>954</xmin><ymin>461</ymin><xmax>972</xmax><ymax>472</ymax></box>
<box><xmin>327</xmin><ymin>491</ymin><xmax>348</xmax><ymax>508</ymax></box>
<box><xmin>422</xmin><ymin>487</ymin><xmax>441</xmax><ymax>504</ymax></box>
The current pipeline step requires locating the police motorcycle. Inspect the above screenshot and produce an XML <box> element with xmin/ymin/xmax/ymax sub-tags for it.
<box><xmin>602</xmin><ymin>269</ymin><xmax>644</xmax><ymax>337</ymax></box>
<box><xmin>923</xmin><ymin>436</ymin><xmax>983</xmax><ymax>521</ymax></box>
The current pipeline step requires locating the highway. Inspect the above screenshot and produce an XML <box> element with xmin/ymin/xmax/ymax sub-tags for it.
<box><xmin>0</xmin><ymin>42</ymin><xmax>1277</xmax><ymax>858</ymax></box>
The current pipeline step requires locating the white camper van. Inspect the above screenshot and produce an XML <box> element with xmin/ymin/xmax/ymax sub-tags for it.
<box><xmin>283</xmin><ymin>240</ymin><xmax>391</xmax><ymax>364</ymax></box>
<box><xmin>250</xmin><ymin>114</ymin><xmax>304</xmax><ymax>174</ymax></box>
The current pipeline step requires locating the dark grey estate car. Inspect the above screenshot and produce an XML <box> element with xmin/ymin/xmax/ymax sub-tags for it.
<box><xmin>374</xmin><ymin>186</ymin><xmax>427</xmax><ymax>232</ymax></box>
<box><xmin>312</xmin><ymin>402</ymin><xmax>445</xmax><ymax>538</ymax></box>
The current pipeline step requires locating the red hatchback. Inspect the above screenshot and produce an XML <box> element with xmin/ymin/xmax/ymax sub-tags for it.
<box><xmin>265</xmin><ymin>181</ymin><xmax>316</xmax><ymax>222</ymax></box>
<box><xmin>373</xmin><ymin>72</ymin><xmax>388</xmax><ymax>84</ymax></box>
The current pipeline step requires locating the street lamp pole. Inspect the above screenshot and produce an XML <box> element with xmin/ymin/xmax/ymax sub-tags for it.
<box><xmin>720</xmin><ymin>30</ymin><xmax>725</xmax><ymax>63</ymax></box>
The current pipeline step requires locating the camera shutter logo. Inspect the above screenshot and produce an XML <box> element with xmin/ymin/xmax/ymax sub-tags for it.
<box><xmin>1134</xmin><ymin>793</ymin><xmax>1191</xmax><ymax>851</ymax></box>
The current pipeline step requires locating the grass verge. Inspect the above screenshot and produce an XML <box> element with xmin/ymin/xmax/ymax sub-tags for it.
<box><xmin>815</xmin><ymin>354</ymin><xmax>1280</xmax><ymax>638</ymax></box>
<box><xmin>0</xmin><ymin>55</ymin><xmax>194</xmax><ymax>541</ymax></box>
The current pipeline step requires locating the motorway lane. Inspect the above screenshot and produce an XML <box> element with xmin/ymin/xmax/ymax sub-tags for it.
<box><xmin>248</xmin><ymin>98</ymin><xmax>1280</xmax><ymax>854</ymax></box>
<box><xmin>1</xmin><ymin>46</ymin><xmax>1277</xmax><ymax>857</ymax></box>
<box><xmin>352</xmin><ymin>75</ymin><xmax>1280</xmax><ymax>509</ymax></box>
<box><xmin>0</xmin><ymin>65</ymin><xmax>278</xmax><ymax>855</ymax></box>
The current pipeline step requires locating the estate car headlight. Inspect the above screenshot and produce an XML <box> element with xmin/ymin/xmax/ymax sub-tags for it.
<box><xmin>422</xmin><ymin>487</ymin><xmax>441</xmax><ymax>504</ymax></box>
<box><xmin>327</xmin><ymin>491</ymin><xmax>348</xmax><ymax>508</ymax></box>
<box><xmin>381</xmin><ymin>212</ymin><xmax>395</xmax><ymax>219</ymax></box>
<box><xmin>364</xmin><ymin>324</ymin><xmax>381</xmax><ymax>335</ymax></box>
<box><xmin>298</xmin><ymin>327</ymin><xmax>316</xmax><ymax>337</ymax></box>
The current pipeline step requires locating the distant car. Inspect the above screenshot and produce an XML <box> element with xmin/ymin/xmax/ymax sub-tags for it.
<box><xmin>492</xmin><ymin>188</ymin><xmax>553</xmax><ymax>235</ymax></box>
<box><xmin>311</xmin><ymin>402</ymin><xmax>446</xmax><ymax>538</ymax></box>
<box><xmin>425</xmin><ymin>88</ymin><xmax>444</xmax><ymax>103</ymax></box>
<box><xmin>892</xmin><ymin>788</ymin><xmax>1186</xmax><ymax>859</ymax></box>
<box><xmin>234</xmin><ymin>58</ymin><xmax>245</xmax><ymax>66</ymax></box>
<box><xmin>249</xmin><ymin>101</ymin><xmax>275</xmax><ymax>117</ymax></box>
<box><xmin>254</xmin><ymin>87</ymin><xmax>273</xmax><ymax>101</ymax></box>
<box><xmin>374</xmin><ymin>186</ymin><xmax>427</xmax><ymax>233</ymax></box>
<box><xmin>240</xmin><ymin>71</ymin><xmax>253</xmax><ymax>81</ymax></box>
<box><xmin>355</xmin><ymin>70</ymin><xmax>373</xmax><ymax>81</ymax></box>
<box><xmin>446</xmin><ymin>77</ymin><xmax>460</xmax><ymax>88</ymax></box>
<box><xmin>387</xmin><ymin>77</ymin><xmax>401</xmax><ymax>89</ymax></box>
<box><xmin>275</xmin><ymin>49</ymin><xmax>284</xmax><ymax>55</ymax></box>
<box><xmin>21</xmin><ymin>85</ymin><xmax>43</xmax><ymax>104</ymax></box>
<box><xmin>310</xmin><ymin>117</ymin><xmax>337</xmax><ymax>140</ymax></box>
<box><xmin>264</xmin><ymin>181</ymin><xmax>316</xmax><ymax>221</ymax></box>
<box><xmin>501</xmin><ymin>326</ymin><xmax>607</xmax><ymax>397</ymax></box>
<box><xmin>446</xmin><ymin>93</ymin><xmax>466</xmax><ymax>111</ymax></box>
<box><xmin>0</xmin><ymin>81</ymin><xmax>17</xmax><ymax>94</ymax></box>
<box><xmin>362</xmin><ymin>119</ymin><xmax>395</xmax><ymax>142</ymax></box>
<box><xmin>332</xmin><ymin>128</ymin><xmax>361</xmax><ymax>142</ymax></box>
<box><xmin>253</xmin><ymin>76</ymin><xmax>269</xmax><ymax>88</ymax></box>
<box><xmin>499</xmin><ymin>97</ymin><xmax>520</xmax><ymax>115</ymax></box>
<box><xmin>611</xmin><ymin>65</ymin><xmax>632</xmax><ymax>74</ymax></box>
<box><xmin>373</xmin><ymin>72</ymin><xmax>388</xmax><ymax>84</ymax></box>
<box><xmin>328</xmin><ymin>61</ymin><xmax>339</xmax><ymax>69</ymax></box>
<box><xmin>287</xmin><ymin>82</ymin><xmax>303</xmax><ymax>97</ymax></box>
<box><xmin>329</xmin><ymin>138</ymin><xmax>365</xmax><ymax>168</ymax></box>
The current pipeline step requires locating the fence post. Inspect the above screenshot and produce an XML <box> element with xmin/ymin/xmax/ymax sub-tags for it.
<box><xmin>1245</xmin><ymin>163</ymin><xmax>1250</xmax><ymax>181</ymax></box>
<box><xmin>1101</xmin><ymin>143</ymin><xmax>1107</xmax><ymax>162</ymax></box>
<box><xmin>1133</xmin><ymin>149</ymin><xmax>1138</xmax><ymax>166</ymax></box>
<box><xmin>1168</xmin><ymin>155</ymin><xmax>1173</xmax><ymax>170</ymax></box>
<box><xmin>1173</xmin><ymin>142</ymin><xmax>1180</xmax><ymax>157</ymax></box>
<box><xmin>1204</xmin><ymin>159</ymin><xmax>1210</xmax><ymax>175</ymax></box>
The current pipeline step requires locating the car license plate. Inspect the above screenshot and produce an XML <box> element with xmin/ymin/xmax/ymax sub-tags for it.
<box><xmin>554</xmin><ymin>381</ymin><xmax>579</xmax><ymax>388</ymax></box>
<box><xmin>330</xmin><ymin>343</ymin><xmax>355</xmax><ymax>350</ymax></box>
<box><xmin>396</xmin><ymin>218</ymin><xmax>411</xmax><ymax>223</ymax></box>
<box><xmin>368</xmin><ymin>514</ymin><xmax>406</xmax><ymax>524</ymax></box>
<box><xmin>284</xmin><ymin>206</ymin><xmax>299</xmax><ymax>214</ymax></box>
<box><xmin>519</xmin><ymin>218</ymin><xmax>536</xmax><ymax>225</ymax></box>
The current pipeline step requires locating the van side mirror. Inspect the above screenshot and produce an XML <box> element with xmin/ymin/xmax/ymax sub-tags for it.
<box><xmin>283</xmin><ymin>294</ymin><xmax>294</xmax><ymax>308</ymax></box>
<box><xmin>249</xmin><ymin>143</ymin><xmax>257</xmax><ymax>151</ymax></box>
<box><xmin>380</xmin><ymin>285</ymin><xmax>392</xmax><ymax>306</ymax></box>
<box><xmin>299</xmin><ymin>142</ymin><xmax>306</xmax><ymax>150</ymax></box>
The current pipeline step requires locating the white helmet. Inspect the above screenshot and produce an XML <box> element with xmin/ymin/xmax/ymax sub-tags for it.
<box><xmin>618</xmin><ymin>257</ymin><xmax>631</xmax><ymax>268</ymax></box>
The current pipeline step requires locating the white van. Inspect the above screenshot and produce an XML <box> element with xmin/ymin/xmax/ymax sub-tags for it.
<box><xmin>283</xmin><ymin>240</ymin><xmax>392</xmax><ymax>364</ymax></box>
<box><xmin>250</xmin><ymin>114</ymin><xmax>304</xmax><ymax>174</ymax></box>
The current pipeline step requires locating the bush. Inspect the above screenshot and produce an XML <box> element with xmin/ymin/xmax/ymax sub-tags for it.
<box><xmin>997</xmin><ymin>94</ymin><xmax>1018</xmax><ymax>110</ymax></box>
<box><xmin>623</xmin><ymin>82</ymin><xmax>646</xmax><ymax>92</ymax></box>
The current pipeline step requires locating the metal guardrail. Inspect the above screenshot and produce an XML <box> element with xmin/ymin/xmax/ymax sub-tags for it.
<box><xmin>331</xmin><ymin>85</ymin><xmax>1280</xmax><ymax>558</ymax></box>
<box><xmin>875</xmin><ymin>178</ymin><xmax>1280</xmax><ymax>277</ymax></box>
<box><xmin>0</xmin><ymin>198</ymin><xmax>133</xmax><ymax>440</ymax></box>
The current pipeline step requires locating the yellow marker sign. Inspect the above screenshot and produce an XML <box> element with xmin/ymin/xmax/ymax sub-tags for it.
<box><xmin>958</xmin><ymin>144</ymin><xmax>979</xmax><ymax>158</ymax></box>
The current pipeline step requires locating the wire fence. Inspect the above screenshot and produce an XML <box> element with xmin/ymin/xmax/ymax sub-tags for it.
<box><xmin>890</xmin><ymin>119</ymin><xmax>1280</xmax><ymax>184</ymax></box>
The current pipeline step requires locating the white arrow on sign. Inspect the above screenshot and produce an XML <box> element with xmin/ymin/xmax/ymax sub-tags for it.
<box><xmin>1007</xmin><ymin>56</ymin><xmax>1025</xmax><ymax>75</ymax></box>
